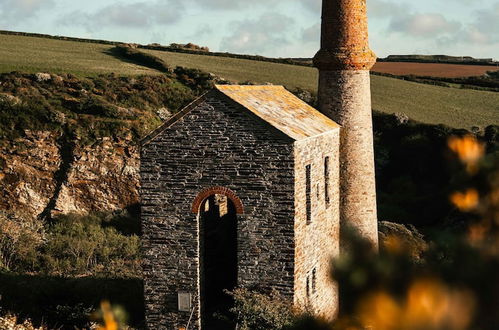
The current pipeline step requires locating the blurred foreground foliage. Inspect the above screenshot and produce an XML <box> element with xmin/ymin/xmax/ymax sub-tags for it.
<box><xmin>230</xmin><ymin>135</ymin><xmax>499</xmax><ymax>330</ymax></box>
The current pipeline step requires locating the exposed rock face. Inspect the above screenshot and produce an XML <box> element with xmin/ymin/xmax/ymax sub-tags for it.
<box><xmin>0</xmin><ymin>131</ymin><xmax>139</xmax><ymax>219</ymax></box>
<box><xmin>379</xmin><ymin>221</ymin><xmax>428</xmax><ymax>261</ymax></box>
<box><xmin>0</xmin><ymin>131</ymin><xmax>60</xmax><ymax>217</ymax></box>
<box><xmin>52</xmin><ymin>138</ymin><xmax>139</xmax><ymax>216</ymax></box>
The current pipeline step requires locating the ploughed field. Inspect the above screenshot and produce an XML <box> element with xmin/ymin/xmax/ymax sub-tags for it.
<box><xmin>372</xmin><ymin>62</ymin><xmax>499</xmax><ymax>78</ymax></box>
<box><xmin>1</xmin><ymin>33</ymin><xmax>498</xmax><ymax>129</ymax></box>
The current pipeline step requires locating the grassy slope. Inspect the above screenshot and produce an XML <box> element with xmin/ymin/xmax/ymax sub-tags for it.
<box><xmin>0</xmin><ymin>34</ymin><xmax>157</xmax><ymax>76</ymax></box>
<box><xmin>144</xmin><ymin>49</ymin><xmax>499</xmax><ymax>129</ymax></box>
<box><xmin>1</xmin><ymin>34</ymin><xmax>497</xmax><ymax>128</ymax></box>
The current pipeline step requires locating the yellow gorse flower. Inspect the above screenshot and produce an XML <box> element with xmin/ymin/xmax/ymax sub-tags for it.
<box><xmin>448</xmin><ymin>135</ymin><xmax>485</xmax><ymax>173</ymax></box>
<box><xmin>97</xmin><ymin>301</ymin><xmax>119</xmax><ymax>330</ymax></box>
<box><xmin>358</xmin><ymin>279</ymin><xmax>475</xmax><ymax>330</ymax></box>
<box><xmin>450</xmin><ymin>189</ymin><xmax>479</xmax><ymax>211</ymax></box>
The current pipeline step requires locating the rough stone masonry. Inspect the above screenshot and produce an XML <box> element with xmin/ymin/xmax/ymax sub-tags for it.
<box><xmin>140</xmin><ymin>86</ymin><xmax>341</xmax><ymax>329</ymax></box>
<box><xmin>140</xmin><ymin>0</ymin><xmax>379</xmax><ymax>328</ymax></box>
<box><xmin>314</xmin><ymin>0</ymin><xmax>379</xmax><ymax>249</ymax></box>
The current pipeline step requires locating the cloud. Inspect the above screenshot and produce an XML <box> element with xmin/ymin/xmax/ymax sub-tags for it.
<box><xmin>220</xmin><ymin>13</ymin><xmax>295</xmax><ymax>55</ymax></box>
<box><xmin>368</xmin><ymin>0</ymin><xmax>410</xmax><ymax>18</ymax></box>
<box><xmin>464</xmin><ymin>3</ymin><xmax>499</xmax><ymax>44</ymax></box>
<box><xmin>299</xmin><ymin>0</ymin><xmax>321</xmax><ymax>13</ymax></box>
<box><xmin>59</xmin><ymin>0</ymin><xmax>184</xmax><ymax>31</ymax></box>
<box><xmin>192</xmin><ymin>0</ymin><xmax>286</xmax><ymax>10</ymax></box>
<box><xmin>0</xmin><ymin>0</ymin><xmax>54</xmax><ymax>25</ymax></box>
<box><xmin>390</xmin><ymin>13</ymin><xmax>461</xmax><ymax>37</ymax></box>
<box><xmin>434</xmin><ymin>3</ymin><xmax>499</xmax><ymax>47</ymax></box>
<box><xmin>301</xmin><ymin>23</ymin><xmax>320</xmax><ymax>43</ymax></box>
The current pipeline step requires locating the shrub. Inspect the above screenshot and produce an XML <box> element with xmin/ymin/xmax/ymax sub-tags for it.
<box><xmin>0</xmin><ymin>212</ymin><xmax>44</xmax><ymax>272</ymax></box>
<box><xmin>41</xmin><ymin>213</ymin><xmax>141</xmax><ymax>277</ymax></box>
<box><xmin>111</xmin><ymin>45</ymin><xmax>171</xmax><ymax>73</ymax></box>
<box><xmin>174</xmin><ymin>66</ymin><xmax>214</xmax><ymax>93</ymax></box>
<box><xmin>229</xmin><ymin>288</ymin><xmax>295</xmax><ymax>330</ymax></box>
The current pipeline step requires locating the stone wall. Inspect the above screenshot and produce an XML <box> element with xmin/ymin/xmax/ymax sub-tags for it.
<box><xmin>317</xmin><ymin>70</ymin><xmax>378</xmax><ymax>249</ymax></box>
<box><xmin>293</xmin><ymin>130</ymin><xmax>340</xmax><ymax>319</ymax></box>
<box><xmin>140</xmin><ymin>91</ymin><xmax>296</xmax><ymax>329</ymax></box>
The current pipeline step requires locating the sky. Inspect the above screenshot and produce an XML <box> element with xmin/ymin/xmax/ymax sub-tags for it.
<box><xmin>0</xmin><ymin>0</ymin><xmax>498</xmax><ymax>60</ymax></box>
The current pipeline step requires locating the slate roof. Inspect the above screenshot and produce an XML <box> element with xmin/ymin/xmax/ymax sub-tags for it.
<box><xmin>215</xmin><ymin>85</ymin><xmax>339</xmax><ymax>140</ymax></box>
<box><xmin>141</xmin><ymin>85</ymin><xmax>339</xmax><ymax>145</ymax></box>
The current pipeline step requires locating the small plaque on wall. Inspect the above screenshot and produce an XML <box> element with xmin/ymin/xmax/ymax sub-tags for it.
<box><xmin>178</xmin><ymin>292</ymin><xmax>192</xmax><ymax>312</ymax></box>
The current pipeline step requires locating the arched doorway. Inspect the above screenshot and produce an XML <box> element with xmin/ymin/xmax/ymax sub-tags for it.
<box><xmin>198</xmin><ymin>193</ymin><xmax>239</xmax><ymax>329</ymax></box>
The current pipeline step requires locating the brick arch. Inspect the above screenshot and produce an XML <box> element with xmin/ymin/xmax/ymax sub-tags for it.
<box><xmin>192</xmin><ymin>186</ymin><xmax>244</xmax><ymax>214</ymax></box>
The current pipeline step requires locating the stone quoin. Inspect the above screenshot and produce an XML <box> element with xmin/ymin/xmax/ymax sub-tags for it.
<box><xmin>140</xmin><ymin>0</ymin><xmax>379</xmax><ymax>328</ymax></box>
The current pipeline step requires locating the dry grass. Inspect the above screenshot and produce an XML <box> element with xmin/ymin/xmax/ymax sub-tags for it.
<box><xmin>0</xmin><ymin>34</ymin><xmax>157</xmax><ymax>76</ymax></box>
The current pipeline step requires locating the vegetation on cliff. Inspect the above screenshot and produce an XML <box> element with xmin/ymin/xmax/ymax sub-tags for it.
<box><xmin>0</xmin><ymin>37</ymin><xmax>497</xmax><ymax>327</ymax></box>
<box><xmin>1</xmin><ymin>33</ymin><xmax>498</xmax><ymax>129</ymax></box>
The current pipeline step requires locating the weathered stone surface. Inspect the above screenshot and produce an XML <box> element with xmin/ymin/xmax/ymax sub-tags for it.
<box><xmin>317</xmin><ymin>70</ymin><xmax>378</xmax><ymax>249</ymax></box>
<box><xmin>294</xmin><ymin>131</ymin><xmax>340</xmax><ymax>320</ymax></box>
<box><xmin>0</xmin><ymin>131</ymin><xmax>60</xmax><ymax>217</ymax></box>
<box><xmin>53</xmin><ymin>139</ymin><xmax>139</xmax><ymax>216</ymax></box>
<box><xmin>379</xmin><ymin>221</ymin><xmax>428</xmax><ymax>261</ymax></box>
<box><xmin>141</xmin><ymin>91</ymin><xmax>296</xmax><ymax>329</ymax></box>
<box><xmin>0</xmin><ymin>131</ymin><xmax>139</xmax><ymax>219</ymax></box>
<box><xmin>313</xmin><ymin>0</ymin><xmax>376</xmax><ymax>70</ymax></box>
<box><xmin>140</xmin><ymin>90</ymin><xmax>341</xmax><ymax>329</ymax></box>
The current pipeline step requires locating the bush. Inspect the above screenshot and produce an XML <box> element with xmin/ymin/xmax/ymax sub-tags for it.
<box><xmin>0</xmin><ymin>212</ymin><xmax>44</xmax><ymax>272</ymax></box>
<box><xmin>174</xmin><ymin>66</ymin><xmax>214</xmax><ymax>93</ymax></box>
<box><xmin>41</xmin><ymin>213</ymin><xmax>141</xmax><ymax>277</ymax></box>
<box><xmin>111</xmin><ymin>45</ymin><xmax>171</xmax><ymax>73</ymax></box>
<box><xmin>229</xmin><ymin>288</ymin><xmax>295</xmax><ymax>330</ymax></box>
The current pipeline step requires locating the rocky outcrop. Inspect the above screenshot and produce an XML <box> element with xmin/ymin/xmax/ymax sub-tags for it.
<box><xmin>52</xmin><ymin>137</ymin><xmax>139</xmax><ymax>216</ymax></box>
<box><xmin>0</xmin><ymin>131</ymin><xmax>139</xmax><ymax>219</ymax></box>
<box><xmin>0</xmin><ymin>131</ymin><xmax>60</xmax><ymax>217</ymax></box>
<box><xmin>379</xmin><ymin>221</ymin><xmax>428</xmax><ymax>261</ymax></box>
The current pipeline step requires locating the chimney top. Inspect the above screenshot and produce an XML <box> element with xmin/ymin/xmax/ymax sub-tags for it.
<box><xmin>313</xmin><ymin>0</ymin><xmax>376</xmax><ymax>71</ymax></box>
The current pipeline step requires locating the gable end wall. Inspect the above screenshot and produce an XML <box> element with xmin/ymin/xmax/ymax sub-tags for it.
<box><xmin>140</xmin><ymin>94</ymin><xmax>296</xmax><ymax>329</ymax></box>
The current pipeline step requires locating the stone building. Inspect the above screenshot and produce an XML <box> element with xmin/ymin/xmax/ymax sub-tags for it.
<box><xmin>140</xmin><ymin>0</ymin><xmax>379</xmax><ymax>328</ymax></box>
<box><xmin>141</xmin><ymin>85</ymin><xmax>341</xmax><ymax>329</ymax></box>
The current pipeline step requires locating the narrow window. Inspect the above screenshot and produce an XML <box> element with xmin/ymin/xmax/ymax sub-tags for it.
<box><xmin>324</xmin><ymin>156</ymin><xmax>330</xmax><ymax>206</ymax></box>
<box><xmin>306</xmin><ymin>276</ymin><xmax>310</xmax><ymax>298</ymax></box>
<box><xmin>305</xmin><ymin>164</ymin><xmax>311</xmax><ymax>224</ymax></box>
<box><xmin>312</xmin><ymin>268</ymin><xmax>317</xmax><ymax>293</ymax></box>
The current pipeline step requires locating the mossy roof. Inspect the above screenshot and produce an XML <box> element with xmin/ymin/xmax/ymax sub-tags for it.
<box><xmin>215</xmin><ymin>85</ymin><xmax>339</xmax><ymax>140</ymax></box>
<box><xmin>141</xmin><ymin>85</ymin><xmax>339</xmax><ymax>145</ymax></box>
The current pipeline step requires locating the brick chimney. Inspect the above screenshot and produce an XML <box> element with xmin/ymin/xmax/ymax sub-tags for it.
<box><xmin>313</xmin><ymin>0</ymin><xmax>378</xmax><ymax>249</ymax></box>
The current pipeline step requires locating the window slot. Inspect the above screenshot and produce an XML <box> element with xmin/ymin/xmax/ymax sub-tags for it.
<box><xmin>305</xmin><ymin>164</ymin><xmax>311</xmax><ymax>224</ymax></box>
<box><xmin>324</xmin><ymin>157</ymin><xmax>330</xmax><ymax>206</ymax></box>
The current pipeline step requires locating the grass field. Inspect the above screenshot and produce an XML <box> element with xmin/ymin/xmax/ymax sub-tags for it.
<box><xmin>373</xmin><ymin>62</ymin><xmax>499</xmax><ymax>78</ymax></box>
<box><xmin>0</xmin><ymin>34</ymin><xmax>156</xmax><ymax>76</ymax></box>
<box><xmin>0</xmin><ymin>33</ymin><xmax>497</xmax><ymax>129</ymax></box>
<box><xmin>144</xmin><ymin>49</ymin><xmax>499</xmax><ymax>128</ymax></box>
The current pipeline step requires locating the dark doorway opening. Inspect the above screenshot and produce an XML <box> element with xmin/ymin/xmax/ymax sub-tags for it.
<box><xmin>200</xmin><ymin>194</ymin><xmax>238</xmax><ymax>329</ymax></box>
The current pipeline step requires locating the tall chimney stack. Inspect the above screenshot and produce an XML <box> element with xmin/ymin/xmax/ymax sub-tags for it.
<box><xmin>314</xmin><ymin>0</ymin><xmax>378</xmax><ymax>248</ymax></box>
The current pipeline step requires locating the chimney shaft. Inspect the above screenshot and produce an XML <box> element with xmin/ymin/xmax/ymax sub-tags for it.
<box><xmin>314</xmin><ymin>0</ymin><xmax>376</xmax><ymax>71</ymax></box>
<box><xmin>314</xmin><ymin>0</ymin><xmax>378</xmax><ymax>249</ymax></box>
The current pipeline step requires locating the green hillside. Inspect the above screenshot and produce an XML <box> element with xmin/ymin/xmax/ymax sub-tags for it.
<box><xmin>1</xmin><ymin>33</ymin><xmax>498</xmax><ymax>129</ymax></box>
<box><xmin>0</xmin><ymin>34</ymin><xmax>156</xmax><ymax>76</ymax></box>
<box><xmin>143</xmin><ymin>49</ymin><xmax>499</xmax><ymax>129</ymax></box>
